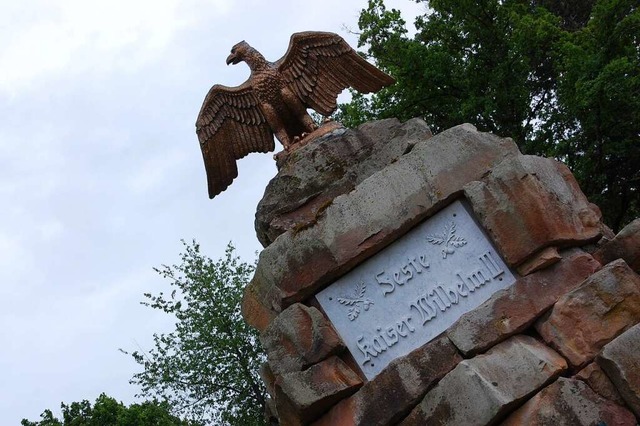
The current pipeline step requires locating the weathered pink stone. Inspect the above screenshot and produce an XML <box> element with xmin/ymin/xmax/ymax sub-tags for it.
<box><xmin>501</xmin><ymin>377</ymin><xmax>636</xmax><ymax>426</ymax></box>
<box><xmin>312</xmin><ymin>335</ymin><xmax>461</xmax><ymax>426</ymax></box>
<box><xmin>256</xmin><ymin>118</ymin><xmax>433</xmax><ymax>247</ymax></box>
<box><xmin>535</xmin><ymin>259</ymin><xmax>640</xmax><ymax>369</ymax></box>
<box><xmin>399</xmin><ymin>335</ymin><xmax>567</xmax><ymax>426</ymax></box>
<box><xmin>516</xmin><ymin>246</ymin><xmax>562</xmax><ymax>276</ymax></box>
<box><xmin>594</xmin><ymin>218</ymin><xmax>640</xmax><ymax>273</ymax></box>
<box><xmin>242</xmin><ymin>279</ymin><xmax>278</xmax><ymax>332</ymax></box>
<box><xmin>597</xmin><ymin>323</ymin><xmax>640</xmax><ymax>417</ymax></box>
<box><xmin>574</xmin><ymin>363</ymin><xmax>626</xmax><ymax>406</ymax></box>
<box><xmin>260</xmin><ymin>303</ymin><xmax>344</xmax><ymax>375</ymax></box>
<box><xmin>464</xmin><ymin>155</ymin><xmax>602</xmax><ymax>267</ymax></box>
<box><xmin>447</xmin><ymin>250</ymin><xmax>600</xmax><ymax>356</ymax></box>
<box><xmin>275</xmin><ymin>356</ymin><xmax>363</xmax><ymax>424</ymax></box>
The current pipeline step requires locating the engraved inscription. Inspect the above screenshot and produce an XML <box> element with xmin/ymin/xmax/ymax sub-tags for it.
<box><xmin>356</xmin><ymin>316</ymin><xmax>415</xmax><ymax>366</ymax></box>
<box><xmin>409</xmin><ymin>251</ymin><xmax>504</xmax><ymax>325</ymax></box>
<box><xmin>375</xmin><ymin>255</ymin><xmax>430</xmax><ymax>296</ymax></box>
<box><xmin>316</xmin><ymin>200</ymin><xmax>517</xmax><ymax>380</ymax></box>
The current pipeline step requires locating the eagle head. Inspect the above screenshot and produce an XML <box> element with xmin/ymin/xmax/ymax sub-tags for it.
<box><xmin>226</xmin><ymin>41</ymin><xmax>251</xmax><ymax>65</ymax></box>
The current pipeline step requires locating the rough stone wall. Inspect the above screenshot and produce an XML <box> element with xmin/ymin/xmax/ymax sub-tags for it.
<box><xmin>242</xmin><ymin>118</ymin><xmax>640</xmax><ymax>425</ymax></box>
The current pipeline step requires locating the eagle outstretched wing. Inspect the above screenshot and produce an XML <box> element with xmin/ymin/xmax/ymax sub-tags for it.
<box><xmin>196</xmin><ymin>83</ymin><xmax>274</xmax><ymax>198</ymax></box>
<box><xmin>277</xmin><ymin>31</ymin><xmax>395</xmax><ymax>116</ymax></box>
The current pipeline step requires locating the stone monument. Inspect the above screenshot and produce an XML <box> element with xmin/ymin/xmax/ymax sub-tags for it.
<box><xmin>242</xmin><ymin>118</ymin><xmax>640</xmax><ymax>425</ymax></box>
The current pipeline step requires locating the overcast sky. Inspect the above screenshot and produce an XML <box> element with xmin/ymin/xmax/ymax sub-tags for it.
<box><xmin>0</xmin><ymin>0</ymin><xmax>426</xmax><ymax>424</ymax></box>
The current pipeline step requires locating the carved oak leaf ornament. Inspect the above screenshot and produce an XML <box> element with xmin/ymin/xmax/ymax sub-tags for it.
<box><xmin>427</xmin><ymin>221</ymin><xmax>467</xmax><ymax>258</ymax></box>
<box><xmin>337</xmin><ymin>281</ymin><xmax>374</xmax><ymax>321</ymax></box>
<box><xmin>196</xmin><ymin>31</ymin><xmax>395</xmax><ymax>199</ymax></box>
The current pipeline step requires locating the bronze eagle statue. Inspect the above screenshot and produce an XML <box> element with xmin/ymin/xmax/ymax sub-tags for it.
<box><xmin>196</xmin><ymin>31</ymin><xmax>395</xmax><ymax>199</ymax></box>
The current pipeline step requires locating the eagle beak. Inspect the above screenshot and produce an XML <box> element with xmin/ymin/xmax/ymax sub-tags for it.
<box><xmin>226</xmin><ymin>53</ymin><xmax>239</xmax><ymax>65</ymax></box>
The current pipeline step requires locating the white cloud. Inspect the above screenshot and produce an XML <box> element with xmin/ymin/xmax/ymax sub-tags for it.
<box><xmin>39</xmin><ymin>220</ymin><xmax>65</xmax><ymax>241</ymax></box>
<box><xmin>0</xmin><ymin>232</ymin><xmax>34</xmax><ymax>289</ymax></box>
<box><xmin>0</xmin><ymin>0</ymin><xmax>233</xmax><ymax>93</ymax></box>
<box><xmin>126</xmin><ymin>146</ymin><xmax>189</xmax><ymax>194</ymax></box>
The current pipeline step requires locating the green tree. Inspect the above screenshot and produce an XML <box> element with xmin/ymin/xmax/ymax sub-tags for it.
<box><xmin>339</xmin><ymin>0</ymin><xmax>564</xmax><ymax>146</ymax></box>
<box><xmin>548</xmin><ymin>0</ymin><xmax>639</xmax><ymax>230</ymax></box>
<box><xmin>21</xmin><ymin>393</ymin><xmax>193</xmax><ymax>426</ymax></box>
<box><xmin>339</xmin><ymin>0</ymin><xmax>639</xmax><ymax>230</ymax></box>
<box><xmin>125</xmin><ymin>241</ymin><xmax>266</xmax><ymax>425</ymax></box>
<box><xmin>533</xmin><ymin>0</ymin><xmax>597</xmax><ymax>30</ymax></box>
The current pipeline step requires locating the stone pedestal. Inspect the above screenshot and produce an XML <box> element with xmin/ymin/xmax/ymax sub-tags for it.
<box><xmin>243</xmin><ymin>118</ymin><xmax>640</xmax><ymax>425</ymax></box>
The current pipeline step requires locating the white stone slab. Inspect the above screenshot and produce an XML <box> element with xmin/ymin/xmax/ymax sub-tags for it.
<box><xmin>316</xmin><ymin>200</ymin><xmax>516</xmax><ymax>379</ymax></box>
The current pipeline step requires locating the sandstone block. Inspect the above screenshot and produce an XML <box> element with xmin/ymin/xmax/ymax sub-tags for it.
<box><xmin>313</xmin><ymin>335</ymin><xmax>461</xmax><ymax>426</ymax></box>
<box><xmin>501</xmin><ymin>377</ymin><xmax>636</xmax><ymax>426</ymax></box>
<box><xmin>242</xmin><ymin>262</ymin><xmax>286</xmax><ymax>332</ymax></box>
<box><xmin>447</xmin><ymin>250</ymin><xmax>600</xmax><ymax>356</ymax></box>
<box><xmin>317</xmin><ymin>154</ymin><xmax>435</xmax><ymax>272</ymax></box>
<box><xmin>275</xmin><ymin>356</ymin><xmax>362</xmax><ymax>424</ymax></box>
<box><xmin>261</xmin><ymin>304</ymin><xmax>344</xmax><ymax>375</ymax></box>
<box><xmin>245</xmin><ymin>124</ymin><xmax>520</xmax><ymax>320</ymax></box>
<box><xmin>400</xmin><ymin>335</ymin><xmax>567</xmax><ymax>426</ymax></box>
<box><xmin>260</xmin><ymin>362</ymin><xmax>277</xmax><ymax>400</ymax></box>
<box><xmin>597</xmin><ymin>322</ymin><xmax>640</xmax><ymax>417</ymax></box>
<box><xmin>516</xmin><ymin>246</ymin><xmax>562</xmax><ymax>276</ymax></box>
<box><xmin>403</xmin><ymin>123</ymin><xmax>520</xmax><ymax>199</ymax></box>
<box><xmin>574</xmin><ymin>362</ymin><xmax>626</xmax><ymax>406</ymax></box>
<box><xmin>242</xmin><ymin>280</ymin><xmax>278</xmax><ymax>332</ymax></box>
<box><xmin>256</xmin><ymin>118</ymin><xmax>433</xmax><ymax>247</ymax></box>
<box><xmin>594</xmin><ymin>218</ymin><xmax>640</xmax><ymax>273</ymax></box>
<box><xmin>535</xmin><ymin>259</ymin><xmax>640</xmax><ymax>369</ymax></box>
<box><xmin>464</xmin><ymin>155</ymin><xmax>602</xmax><ymax>267</ymax></box>
<box><xmin>242</xmin><ymin>230</ymin><xmax>339</xmax><ymax>331</ymax></box>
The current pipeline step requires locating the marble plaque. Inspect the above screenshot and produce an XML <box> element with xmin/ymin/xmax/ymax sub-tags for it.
<box><xmin>316</xmin><ymin>200</ymin><xmax>516</xmax><ymax>379</ymax></box>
